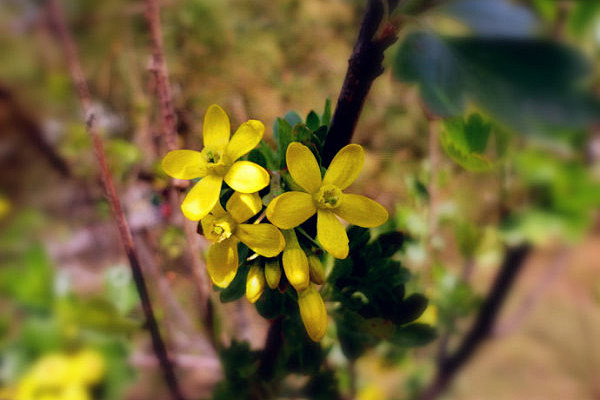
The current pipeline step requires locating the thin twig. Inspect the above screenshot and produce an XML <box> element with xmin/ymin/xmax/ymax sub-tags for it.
<box><xmin>45</xmin><ymin>2</ymin><xmax>186</xmax><ymax>399</ymax></box>
<box><xmin>143</xmin><ymin>0</ymin><xmax>215</xmax><ymax>344</ymax></box>
<box><xmin>144</xmin><ymin>0</ymin><xmax>178</xmax><ymax>152</ymax></box>
<box><xmin>418</xmin><ymin>244</ymin><xmax>531</xmax><ymax>400</ymax></box>
<box><xmin>493</xmin><ymin>246</ymin><xmax>571</xmax><ymax>338</ymax></box>
<box><xmin>0</xmin><ymin>84</ymin><xmax>72</xmax><ymax>178</ymax></box>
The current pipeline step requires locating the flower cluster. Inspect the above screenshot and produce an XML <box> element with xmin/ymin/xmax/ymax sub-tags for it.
<box><xmin>5</xmin><ymin>350</ymin><xmax>105</xmax><ymax>400</ymax></box>
<box><xmin>161</xmin><ymin>105</ymin><xmax>388</xmax><ymax>342</ymax></box>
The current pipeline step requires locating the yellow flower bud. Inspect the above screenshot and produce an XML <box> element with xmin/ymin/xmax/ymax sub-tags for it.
<box><xmin>264</xmin><ymin>259</ymin><xmax>282</xmax><ymax>289</ymax></box>
<box><xmin>308</xmin><ymin>255</ymin><xmax>325</xmax><ymax>285</ymax></box>
<box><xmin>282</xmin><ymin>230</ymin><xmax>309</xmax><ymax>291</ymax></box>
<box><xmin>246</xmin><ymin>264</ymin><xmax>265</xmax><ymax>303</ymax></box>
<box><xmin>297</xmin><ymin>285</ymin><xmax>328</xmax><ymax>342</ymax></box>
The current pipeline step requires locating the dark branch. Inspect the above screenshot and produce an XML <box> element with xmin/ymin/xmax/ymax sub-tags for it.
<box><xmin>45</xmin><ymin>2</ymin><xmax>186</xmax><ymax>399</ymax></box>
<box><xmin>418</xmin><ymin>244</ymin><xmax>532</xmax><ymax>400</ymax></box>
<box><xmin>322</xmin><ymin>0</ymin><xmax>400</xmax><ymax>165</ymax></box>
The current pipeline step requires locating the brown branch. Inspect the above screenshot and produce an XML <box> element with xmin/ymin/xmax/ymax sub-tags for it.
<box><xmin>0</xmin><ymin>84</ymin><xmax>72</xmax><ymax>178</ymax></box>
<box><xmin>144</xmin><ymin>0</ymin><xmax>178</xmax><ymax>152</ymax></box>
<box><xmin>143</xmin><ymin>0</ymin><xmax>216</xmax><ymax>349</ymax></box>
<box><xmin>322</xmin><ymin>0</ymin><xmax>400</xmax><ymax>165</ymax></box>
<box><xmin>493</xmin><ymin>246</ymin><xmax>571</xmax><ymax>338</ymax></box>
<box><xmin>418</xmin><ymin>244</ymin><xmax>531</xmax><ymax>400</ymax></box>
<box><xmin>45</xmin><ymin>2</ymin><xmax>186</xmax><ymax>399</ymax></box>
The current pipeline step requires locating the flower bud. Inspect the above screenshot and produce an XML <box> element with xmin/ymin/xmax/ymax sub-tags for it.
<box><xmin>264</xmin><ymin>259</ymin><xmax>281</xmax><ymax>289</ymax></box>
<box><xmin>308</xmin><ymin>255</ymin><xmax>325</xmax><ymax>285</ymax></box>
<box><xmin>282</xmin><ymin>230</ymin><xmax>309</xmax><ymax>291</ymax></box>
<box><xmin>246</xmin><ymin>265</ymin><xmax>265</xmax><ymax>303</ymax></box>
<box><xmin>298</xmin><ymin>285</ymin><xmax>328</xmax><ymax>342</ymax></box>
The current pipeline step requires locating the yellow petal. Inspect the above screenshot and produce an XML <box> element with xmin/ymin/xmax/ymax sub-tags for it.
<box><xmin>226</xmin><ymin>191</ymin><xmax>262</xmax><ymax>223</ymax></box>
<box><xmin>236</xmin><ymin>223</ymin><xmax>285</xmax><ymax>257</ymax></box>
<box><xmin>203</xmin><ymin>104</ymin><xmax>230</xmax><ymax>150</ymax></box>
<box><xmin>281</xmin><ymin>230</ymin><xmax>310</xmax><ymax>291</ymax></box>
<box><xmin>210</xmin><ymin>198</ymin><xmax>227</xmax><ymax>217</ymax></box>
<box><xmin>226</xmin><ymin>120</ymin><xmax>265</xmax><ymax>161</ymax></box>
<box><xmin>336</xmin><ymin>193</ymin><xmax>388</xmax><ymax>228</ymax></box>
<box><xmin>264</xmin><ymin>258</ymin><xmax>282</xmax><ymax>289</ymax></box>
<box><xmin>161</xmin><ymin>150</ymin><xmax>207</xmax><ymax>179</ymax></box>
<box><xmin>317</xmin><ymin>210</ymin><xmax>349</xmax><ymax>259</ymax></box>
<box><xmin>206</xmin><ymin>239</ymin><xmax>239</xmax><ymax>288</ymax></box>
<box><xmin>265</xmin><ymin>191</ymin><xmax>316</xmax><ymax>229</ymax></box>
<box><xmin>298</xmin><ymin>285</ymin><xmax>328</xmax><ymax>342</ymax></box>
<box><xmin>224</xmin><ymin>161</ymin><xmax>270</xmax><ymax>193</ymax></box>
<box><xmin>286</xmin><ymin>142</ymin><xmax>322</xmax><ymax>193</ymax></box>
<box><xmin>323</xmin><ymin>144</ymin><xmax>364</xmax><ymax>190</ymax></box>
<box><xmin>181</xmin><ymin>175</ymin><xmax>223</xmax><ymax>221</ymax></box>
<box><xmin>246</xmin><ymin>264</ymin><xmax>265</xmax><ymax>303</ymax></box>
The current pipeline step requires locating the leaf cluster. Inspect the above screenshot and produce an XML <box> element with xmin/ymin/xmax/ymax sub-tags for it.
<box><xmin>330</xmin><ymin>227</ymin><xmax>436</xmax><ymax>360</ymax></box>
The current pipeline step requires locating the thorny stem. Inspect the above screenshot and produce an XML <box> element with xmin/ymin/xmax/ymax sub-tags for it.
<box><xmin>144</xmin><ymin>0</ymin><xmax>178</xmax><ymax>152</ymax></box>
<box><xmin>45</xmin><ymin>1</ymin><xmax>187</xmax><ymax>399</ymax></box>
<box><xmin>418</xmin><ymin>245</ymin><xmax>531</xmax><ymax>400</ymax></box>
<box><xmin>143</xmin><ymin>0</ymin><xmax>215</xmax><ymax>346</ymax></box>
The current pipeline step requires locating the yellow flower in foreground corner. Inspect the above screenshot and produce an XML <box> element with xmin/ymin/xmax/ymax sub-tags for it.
<box><xmin>201</xmin><ymin>192</ymin><xmax>285</xmax><ymax>288</ymax></box>
<box><xmin>266</xmin><ymin>142</ymin><xmax>388</xmax><ymax>259</ymax></box>
<box><xmin>162</xmin><ymin>104</ymin><xmax>270</xmax><ymax>221</ymax></box>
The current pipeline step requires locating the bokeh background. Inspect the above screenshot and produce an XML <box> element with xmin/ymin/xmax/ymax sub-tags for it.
<box><xmin>1</xmin><ymin>0</ymin><xmax>599</xmax><ymax>399</ymax></box>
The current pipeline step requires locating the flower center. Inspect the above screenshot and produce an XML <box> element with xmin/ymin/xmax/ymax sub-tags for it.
<box><xmin>201</xmin><ymin>148</ymin><xmax>231</xmax><ymax>176</ymax></box>
<box><xmin>205</xmin><ymin>214</ymin><xmax>237</xmax><ymax>242</ymax></box>
<box><xmin>314</xmin><ymin>184</ymin><xmax>343</xmax><ymax>209</ymax></box>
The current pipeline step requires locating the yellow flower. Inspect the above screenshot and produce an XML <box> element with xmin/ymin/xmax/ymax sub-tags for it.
<box><xmin>201</xmin><ymin>192</ymin><xmax>285</xmax><ymax>288</ymax></box>
<box><xmin>266</xmin><ymin>143</ymin><xmax>388</xmax><ymax>259</ymax></box>
<box><xmin>297</xmin><ymin>284</ymin><xmax>328</xmax><ymax>342</ymax></box>
<box><xmin>161</xmin><ymin>104</ymin><xmax>270</xmax><ymax>221</ymax></box>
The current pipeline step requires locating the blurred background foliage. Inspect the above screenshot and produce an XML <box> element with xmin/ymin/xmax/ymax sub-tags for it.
<box><xmin>0</xmin><ymin>0</ymin><xmax>599</xmax><ymax>399</ymax></box>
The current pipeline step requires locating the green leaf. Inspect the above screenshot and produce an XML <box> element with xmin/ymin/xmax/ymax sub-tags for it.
<box><xmin>394</xmin><ymin>32</ymin><xmax>596</xmax><ymax>135</ymax></box>
<box><xmin>367</xmin><ymin>231</ymin><xmax>406</xmax><ymax>258</ymax></box>
<box><xmin>302</xmin><ymin>368</ymin><xmax>341</xmax><ymax>400</ymax></box>
<box><xmin>347</xmin><ymin>226</ymin><xmax>371</xmax><ymax>252</ymax></box>
<box><xmin>391</xmin><ymin>293</ymin><xmax>428</xmax><ymax>325</ymax></box>
<box><xmin>247</xmin><ymin>148</ymin><xmax>267</xmax><ymax>169</ymax></box>
<box><xmin>219</xmin><ymin>264</ymin><xmax>250</xmax><ymax>303</ymax></box>
<box><xmin>0</xmin><ymin>243</ymin><xmax>53</xmax><ymax>309</ymax></box>
<box><xmin>321</xmin><ymin>99</ymin><xmax>332</xmax><ymax>128</ymax></box>
<box><xmin>273</xmin><ymin>118</ymin><xmax>293</xmax><ymax>169</ymax></box>
<box><xmin>440</xmin><ymin>114</ymin><xmax>495</xmax><ymax>171</ymax></box>
<box><xmin>306</xmin><ymin>111</ymin><xmax>320</xmax><ymax>131</ymax></box>
<box><xmin>390</xmin><ymin>323</ymin><xmax>437</xmax><ymax>347</ymax></box>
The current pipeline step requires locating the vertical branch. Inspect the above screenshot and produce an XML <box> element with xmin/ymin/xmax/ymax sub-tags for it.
<box><xmin>144</xmin><ymin>0</ymin><xmax>178</xmax><ymax>152</ymax></box>
<box><xmin>143</xmin><ymin>0</ymin><xmax>214</xmax><ymax>339</ymax></box>
<box><xmin>45</xmin><ymin>2</ymin><xmax>186</xmax><ymax>400</ymax></box>
<box><xmin>322</xmin><ymin>0</ymin><xmax>400</xmax><ymax>165</ymax></box>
